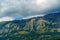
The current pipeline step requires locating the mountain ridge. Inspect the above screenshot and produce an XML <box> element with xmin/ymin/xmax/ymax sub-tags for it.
<box><xmin>0</xmin><ymin>12</ymin><xmax>60</xmax><ymax>40</ymax></box>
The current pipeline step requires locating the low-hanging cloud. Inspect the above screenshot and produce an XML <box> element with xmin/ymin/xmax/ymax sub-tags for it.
<box><xmin>0</xmin><ymin>0</ymin><xmax>60</xmax><ymax>18</ymax></box>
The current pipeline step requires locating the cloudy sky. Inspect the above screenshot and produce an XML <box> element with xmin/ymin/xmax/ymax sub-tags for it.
<box><xmin>0</xmin><ymin>0</ymin><xmax>60</xmax><ymax>21</ymax></box>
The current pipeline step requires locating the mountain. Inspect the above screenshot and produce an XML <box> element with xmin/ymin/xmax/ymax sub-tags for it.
<box><xmin>43</xmin><ymin>12</ymin><xmax>60</xmax><ymax>22</ymax></box>
<box><xmin>43</xmin><ymin>12</ymin><xmax>60</xmax><ymax>28</ymax></box>
<box><xmin>0</xmin><ymin>12</ymin><xmax>60</xmax><ymax>40</ymax></box>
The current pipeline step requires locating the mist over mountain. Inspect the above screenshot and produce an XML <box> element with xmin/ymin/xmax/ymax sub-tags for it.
<box><xmin>0</xmin><ymin>12</ymin><xmax>60</xmax><ymax>29</ymax></box>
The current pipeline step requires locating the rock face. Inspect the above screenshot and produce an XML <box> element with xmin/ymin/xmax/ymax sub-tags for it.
<box><xmin>0</xmin><ymin>12</ymin><xmax>60</xmax><ymax>40</ymax></box>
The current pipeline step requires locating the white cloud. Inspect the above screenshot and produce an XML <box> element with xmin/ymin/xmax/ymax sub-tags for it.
<box><xmin>0</xmin><ymin>0</ymin><xmax>60</xmax><ymax>18</ymax></box>
<box><xmin>0</xmin><ymin>17</ymin><xmax>15</xmax><ymax>22</ymax></box>
<box><xmin>23</xmin><ymin>15</ymin><xmax>44</xmax><ymax>19</ymax></box>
